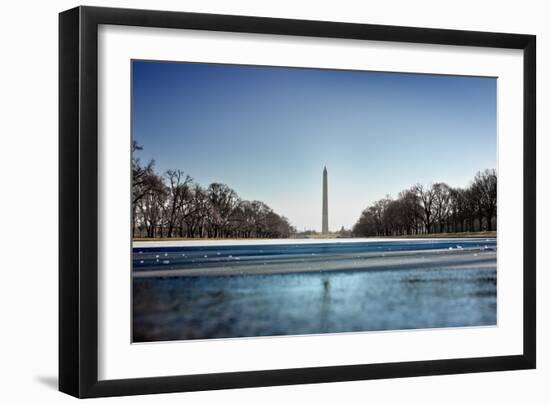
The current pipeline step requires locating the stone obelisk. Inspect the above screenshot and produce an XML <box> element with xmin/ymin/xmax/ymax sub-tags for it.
<box><xmin>322</xmin><ymin>166</ymin><xmax>328</xmax><ymax>234</ymax></box>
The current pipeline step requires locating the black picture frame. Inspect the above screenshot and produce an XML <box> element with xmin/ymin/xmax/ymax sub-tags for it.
<box><xmin>59</xmin><ymin>5</ymin><xmax>536</xmax><ymax>398</ymax></box>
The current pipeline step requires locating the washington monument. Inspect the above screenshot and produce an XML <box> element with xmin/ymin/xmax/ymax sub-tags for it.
<box><xmin>322</xmin><ymin>166</ymin><xmax>328</xmax><ymax>234</ymax></box>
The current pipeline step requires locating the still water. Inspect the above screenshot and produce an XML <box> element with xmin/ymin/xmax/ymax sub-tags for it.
<box><xmin>132</xmin><ymin>239</ymin><xmax>496</xmax><ymax>342</ymax></box>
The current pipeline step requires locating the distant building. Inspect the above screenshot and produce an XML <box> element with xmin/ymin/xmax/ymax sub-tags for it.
<box><xmin>322</xmin><ymin>166</ymin><xmax>328</xmax><ymax>234</ymax></box>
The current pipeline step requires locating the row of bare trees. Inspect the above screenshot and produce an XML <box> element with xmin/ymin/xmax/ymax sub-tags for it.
<box><xmin>132</xmin><ymin>142</ymin><xmax>295</xmax><ymax>239</ymax></box>
<box><xmin>352</xmin><ymin>169</ymin><xmax>497</xmax><ymax>237</ymax></box>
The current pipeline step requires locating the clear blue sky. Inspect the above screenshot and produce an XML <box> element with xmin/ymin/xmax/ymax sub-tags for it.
<box><xmin>132</xmin><ymin>60</ymin><xmax>496</xmax><ymax>232</ymax></box>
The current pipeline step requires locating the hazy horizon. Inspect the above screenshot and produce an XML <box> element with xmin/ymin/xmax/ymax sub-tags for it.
<box><xmin>132</xmin><ymin>60</ymin><xmax>497</xmax><ymax>231</ymax></box>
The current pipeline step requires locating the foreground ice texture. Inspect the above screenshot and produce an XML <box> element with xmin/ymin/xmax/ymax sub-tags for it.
<box><xmin>132</xmin><ymin>238</ymin><xmax>497</xmax><ymax>342</ymax></box>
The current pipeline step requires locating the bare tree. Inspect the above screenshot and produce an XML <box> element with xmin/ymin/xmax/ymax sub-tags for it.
<box><xmin>164</xmin><ymin>169</ymin><xmax>192</xmax><ymax>237</ymax></box>
<box><xmin>398</xmin><ymin>189</ymin><xmax>422</xmax><ymax>235</ymax></box>
<box><xmin>413</xmin><ymin>184</ymin><xmax>436</xmax><ymax>234</ymax></box>
<box><xmin>136</xmin><ymin>173</ymin><xmax>167</xmax><ymax>238</ymax></box>
<box><xmin>353</xmin><ymin>170</ymin><xmax>497</xmax><ymax>237</ymax></box>
<box><xmin>183</xmin><ymin>185</ymin><xmax>210</xmax><ymax>237</ymax></box>
<box><xmin>432</xmin><ymin>183</ymin><xmax>452</xmax><ymax>233</ymax></box>
<box><xmin>131</xmin><ymin>141</ymin><xmax>156</xmax><ymax>235</ymax></box>
<box><xmin>473</xmin><ymin>169</ymin><xmax>497</xmax><ymax>231</ymax></box>
<box><xmin>449</xmin><ymin>187</ymin><xmax>467</xmax><ymax>232</ymax></box>
<box><xmin>206</xmin><ymin>183</ymin><xmax>240</xmax><ymax>238</ymax></box>
<box><xmin>131</xmin><ymin>146</ymin><xmax>295</xmax><ymax>239</ymax></box>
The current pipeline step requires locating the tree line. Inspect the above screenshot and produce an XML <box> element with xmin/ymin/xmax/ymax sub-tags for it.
<box><xmin>132</xmin><ymin>142</ymin><xmax>295</xmax><ymax>239</ymax></box>
<box><xmin>352</xmin><ymin>169</ymin><xmax>497</xmax><ymax>237</ymax></box>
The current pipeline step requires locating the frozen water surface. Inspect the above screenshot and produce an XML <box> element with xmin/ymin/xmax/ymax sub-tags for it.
<box><xmin>132</xmin><ymin>238</ymin><xmax>496</xmax><ymax>342</ymax></box>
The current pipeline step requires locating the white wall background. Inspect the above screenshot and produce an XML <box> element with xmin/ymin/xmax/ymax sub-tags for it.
<box><xmin>0</xmin><ymin>0</ymin><xmax>546</xmax><ymax>402</ymax></box>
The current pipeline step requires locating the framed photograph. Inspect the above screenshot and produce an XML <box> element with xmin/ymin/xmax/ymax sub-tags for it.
<box><xmin>59</xmin><ymin>6</ymin><xmax>536</xmax><ymax>398</ymax></box>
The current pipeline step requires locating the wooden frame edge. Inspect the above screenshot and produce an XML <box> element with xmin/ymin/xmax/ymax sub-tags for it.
<box><xmin>59</xmin><ymin>6</ymin><xmax>537</xmax><ymax>398</ymax></box>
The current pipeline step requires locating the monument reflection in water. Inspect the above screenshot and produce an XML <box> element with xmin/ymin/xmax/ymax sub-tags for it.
<box><xmin>132</xmin><ymin>239</ymin><xmax>497</xmax><ymax>342</ymax></box>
